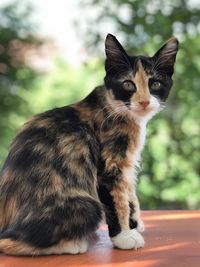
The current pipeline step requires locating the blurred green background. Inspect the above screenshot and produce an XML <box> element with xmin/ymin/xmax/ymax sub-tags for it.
<box><xmin>0</xmin><ymin>0</ymin><xmax>199</xmax><ymax>209</ymax></box>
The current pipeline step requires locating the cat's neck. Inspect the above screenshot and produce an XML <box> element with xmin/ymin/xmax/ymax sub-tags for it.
<box><xmin>77</xmin><ymin>85</ymin><xmax>150</xmax><ymax>131</ymax></box>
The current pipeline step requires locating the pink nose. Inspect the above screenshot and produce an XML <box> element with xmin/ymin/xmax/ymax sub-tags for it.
<box><xmin>139</xmin><ymin>101</ymin><xmax>150</xmax><ymax>108</ymax></box>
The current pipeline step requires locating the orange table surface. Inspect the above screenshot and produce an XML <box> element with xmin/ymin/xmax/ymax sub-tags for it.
<box><xmin>0</xmin><ymin>210</ymin><xmax>200</xmax><ymax>267</ymax></box>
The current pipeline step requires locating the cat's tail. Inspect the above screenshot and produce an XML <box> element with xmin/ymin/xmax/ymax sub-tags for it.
<box><xmin>0</xmin><ymin>238</ymin><xmax>35</xmax><ymax>255</ymax></box>
<box><xmin>0</xmin><ymin>194</ymin><xmax>103</xmax><ymax>255</ymax></box>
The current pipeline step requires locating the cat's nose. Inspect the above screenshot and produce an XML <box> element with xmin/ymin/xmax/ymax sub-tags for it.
<box><xmin>139</xmin><ymin>101</ymin><xmax>150</xmax><ymax>108</ymax></box>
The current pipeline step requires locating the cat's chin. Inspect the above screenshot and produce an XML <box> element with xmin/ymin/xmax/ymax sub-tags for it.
<box><xmin>138</xmin><ymin>108</ymin><xmax>158</xmax><ymax>116</ymax></box>
<box><xmin>131</xmin><ymin>107</ymin><xmax>159</xmax><ymax>123</ymax></box>
<box><xmin>136</xmin><ymin>108</ymin><xmax>151</xmax><ymax>115</ymax></box>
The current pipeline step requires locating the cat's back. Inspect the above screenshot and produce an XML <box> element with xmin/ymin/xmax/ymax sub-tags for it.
<box><xmin>0</xmin><ymin>102</ymin><xmax>102</xmax><ymax>239</ymax></box>
<box><xmin>0</xmin><ymin>104</ymin><xmax>100</xmax><ymax>195</ymax></box>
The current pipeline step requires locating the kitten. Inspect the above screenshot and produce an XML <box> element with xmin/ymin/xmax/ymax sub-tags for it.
<box><xmin>0</xmin><ymin>34</ymin><xmax>179</xmax><ymax>255</ymax></box>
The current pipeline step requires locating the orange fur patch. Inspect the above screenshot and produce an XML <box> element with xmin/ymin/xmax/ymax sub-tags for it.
<box><xmin>0</xmin><ymin>170</ymin><xmax>19</xmax><ymax>229</ymax></box>
<box><xmin>111</xmin><ymin>179</ymin><xmax>130</xmax><ymax>230</ymax></box>
<box><xmin>0</xmin><ymin>239</ymin><xmax>35</xmax><ymax>255</ymax></box>
<box><xmin>132</xmin><ymin>61</ymin><xmax>151</xmax><ymax>102</ymax></box>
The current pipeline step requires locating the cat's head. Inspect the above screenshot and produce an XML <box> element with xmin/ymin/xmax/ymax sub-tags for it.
<box><xmin>104</xmin><ymin>34</ymin><xmax>179</xmax><ymax>122</ymax></box>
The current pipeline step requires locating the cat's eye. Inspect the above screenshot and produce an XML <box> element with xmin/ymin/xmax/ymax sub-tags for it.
<box><xmin>122</xmin><ymin>80</ymin><xmax>136</xmax><ymax>91</ymax></box>
<box><xmin>151</xmin><ymin>81</ymin><xmax>161</xmax><ymax>90</ymax></box>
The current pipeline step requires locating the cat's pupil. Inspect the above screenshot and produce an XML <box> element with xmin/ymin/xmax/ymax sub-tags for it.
<box><xmin>122</xmin><ymin>81</ymin><xmax>136</xmax><ymax>91</ymax></box>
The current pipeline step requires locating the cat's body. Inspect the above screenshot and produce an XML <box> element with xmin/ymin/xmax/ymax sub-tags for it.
<box><xmin>0</xmin><ymin>34</ymin><xmax>178</xmax><ymax>255</ymax></box>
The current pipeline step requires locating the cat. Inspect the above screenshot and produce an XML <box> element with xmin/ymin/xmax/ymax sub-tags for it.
<box><xmin>0</xmin><ymin>33</ymin><xmax>179</xmax><ymax>255</ymax></box>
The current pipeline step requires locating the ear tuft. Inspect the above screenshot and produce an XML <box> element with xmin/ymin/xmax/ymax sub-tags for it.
<box><xmin>105</xmin><ymin>33</ymin><xmax>127</xmax><ymax>60</ymax></box>
<box><xmin>153</xmin><ymin>37</ymin><xmax>179</xmax><ymax>75</ymax></box>
<box><xmin>161</xmin><ymin>37</ymin><xmax>179</xmax><ymax>58</ymax></box>
<box><xmin>104</xmin><ymin>33</ymin><xmax>131</xmax><ymax>73</ymax></box>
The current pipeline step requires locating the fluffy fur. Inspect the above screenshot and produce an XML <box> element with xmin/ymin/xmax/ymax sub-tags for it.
<box><xmin>0</xmin><ymin>34</ymin><xmax>178</xmax><ymax>255</ymax></box>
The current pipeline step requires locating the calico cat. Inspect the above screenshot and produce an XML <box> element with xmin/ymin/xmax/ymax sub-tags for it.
<box><xmin>0</xmin><ymin>34</ymin><xmax>179</xmax><ymax>255</ymax></box>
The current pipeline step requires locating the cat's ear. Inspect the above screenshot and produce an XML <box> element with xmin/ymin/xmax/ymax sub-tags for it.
<box><xmin>152</xmin><ymin>37</ymin><xmax>179</xmax><ymax>75</ymax></box>
<box><xmin>105</xmin><ymin>34</ymin><xmax>130</xmax><ymax>71</ymax></box>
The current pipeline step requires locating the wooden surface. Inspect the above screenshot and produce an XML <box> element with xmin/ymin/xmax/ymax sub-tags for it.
<box><xmin>0</xmin><ymin>210</ymin><xmax>200</xmax><ymax>267</ymax></box>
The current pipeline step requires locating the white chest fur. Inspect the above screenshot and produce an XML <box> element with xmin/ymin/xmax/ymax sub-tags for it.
<box><xmin>124</xmin><ymin>119</ymin><xmax>147</xmax><ymax>186</ymax></box>
<box><xmin>134</xmin><ymin>120</ymin><xmax>147</xmax><ymax>164</ymax></box>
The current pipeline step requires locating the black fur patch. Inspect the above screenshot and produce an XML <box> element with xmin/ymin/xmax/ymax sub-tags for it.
<box><xmin>149</xmin><ymin>75</ymin><xmax>173</xmax><ymax>101</ymax></box>
<box><xmin>98</xmin><ymin>184</ymin><xmax>121</xmax><ymax>237</ymax></box>
<box><xmin>102</xmin><ymin>134</ymin><xmax>129</xmax><ymax>159</ymax></box>
<box><xmin>105</xmin><ymin>77</ymin><xmax>135</xmax><ymax>103</ymax></box>
<box><xmin>129</xmin><ymin>202</ymin><xmax>138</xmax><ymax>229</ymax></box>
<box><xmin>84</xmin><ymin>89</ymin><xmax>103</xmax><ymax>108</ymax></box>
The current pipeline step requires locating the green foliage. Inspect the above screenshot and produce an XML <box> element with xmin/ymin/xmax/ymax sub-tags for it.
<box><xmin>81</xmin><ymin>0</ymin><xmax>200</xmax><ymax>209</ymax></box>
<box><xmin>22</xmin><ymin>58</ymin><xmax>104</xmax><ymax>115</ymax></box>
<box><xmin>0</xmin><ymin>0</ymin><xmax>39</xmax><ymax>163</ymax></box>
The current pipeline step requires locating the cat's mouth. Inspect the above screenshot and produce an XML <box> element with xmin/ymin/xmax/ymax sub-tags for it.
<box><xmin>137</xmin><ymin>108</ymin><xmax>153</xmax><ymax>116</ymax></box>
<box><xmin>131</xmin><ymin>105</ymin><xmax>160</xmax><ymax>117</ymax></box>
<box><xmin>139</xmin><ymin>106</ymin><xmax>153</xmax><ymax>112</ymax></box>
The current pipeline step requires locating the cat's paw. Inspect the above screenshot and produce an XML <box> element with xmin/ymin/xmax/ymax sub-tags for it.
<box><xmin>111</xmin><ymin>229</ymin><xmax>145</xmax><ymax>250</ymax></box>
<box><xmin>64</xmin><ymin>239</ymin><xmax>89</xmax><ymax>254</ymax></box>
<box><xmin>77</xmin><ymin>239</ymin><xmax>89</xmax><ymax>254</ymax></box>
<box><xmin>137</xmin><ymin>219</ymin><xmax>145</xmax><ymax>233</ymax></box>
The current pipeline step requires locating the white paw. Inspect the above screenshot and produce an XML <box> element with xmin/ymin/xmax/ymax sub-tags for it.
<box><xmin>137</xmin><ymin>219</ymin><xmax>145</xmax><ymax>233</ymax></box>
<box><xmin>111</xmin><ymin>229</ymin><xmax>145</xmax><ymax>250</ymax></box>
<box><xmin>64</xmin><ymin>239</ymin><xmax>89</xmax><ymax>254</ymax></box>
<box><xmin>77</xmin><ymin>239</ymin><xmax>89</xmax><ymax>254</ymax></box>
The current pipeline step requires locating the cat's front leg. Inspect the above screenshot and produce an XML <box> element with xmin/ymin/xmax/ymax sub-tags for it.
<box><xmin>129</xmin><ymin>191</ymin><xmax>145</xmax><ymax>233</ymax></box>
<box><xmin>98</xmin><ymin>180</ymin><xmax>144</xmax><ymax>250</ymax></box>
